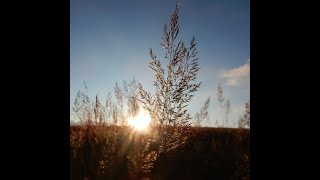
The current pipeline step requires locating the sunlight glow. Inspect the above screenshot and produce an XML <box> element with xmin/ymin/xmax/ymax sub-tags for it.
<box><xmin>127</xmin><ymin>108</ymin><xmax>151</xmax><ymax>131</ymax></box>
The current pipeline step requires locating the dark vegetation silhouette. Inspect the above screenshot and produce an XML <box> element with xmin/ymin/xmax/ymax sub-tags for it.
<box><xmin>194</xmin><ymin>97</ymin><xmax>210</xmax><ymax>127</ymax></box>
<box><xmin>138</xmin><ymin>4</ymin><xmax>201</xmax><ymax>156</ymax></box>
<box><xmin>70</xmin><ymin>4</ymin><xmax>250</xmax><ymax>180</ymax></box>
<box><xmin>217</xmin><ymin>83</ymin><xmax>232</xmax><ymax>127</ymax></box>
<box><xmin>239</xmin><ymin>101</ymin><xmax>250</xmax><ymax>128</ymax></box>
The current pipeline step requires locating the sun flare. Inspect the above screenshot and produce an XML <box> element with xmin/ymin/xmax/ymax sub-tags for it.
<box><xmin>127</xmin><ymin>109</ymin><xmax>151</xmax><ymax>131</ymax></box>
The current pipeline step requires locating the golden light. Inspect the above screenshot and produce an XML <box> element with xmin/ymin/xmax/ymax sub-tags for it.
<box><xmin>127</xmin><ymin>108</ymin><xmax>151</xmax><ymax>131</ymax></box>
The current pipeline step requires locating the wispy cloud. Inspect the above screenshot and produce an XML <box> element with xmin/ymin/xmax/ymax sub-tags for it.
<box><xmin>220</xmin><ymin>60</ymin><xmax>250</xmax><ymax>87</ymax></box>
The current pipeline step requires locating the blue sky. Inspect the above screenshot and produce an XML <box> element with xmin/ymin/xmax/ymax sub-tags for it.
<box><xmin>70</xmin><ymin>0</ymin><xmax>250</xmax><ymax>127</ymax></box>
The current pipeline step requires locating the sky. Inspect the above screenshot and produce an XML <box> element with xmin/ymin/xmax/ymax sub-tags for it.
<box><xmin>70</xmin><ymin>0</ymin><xmax>250</xmax><ymax>127</ymax></box>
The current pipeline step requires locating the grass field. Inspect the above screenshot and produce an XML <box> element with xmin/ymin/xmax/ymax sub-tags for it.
<box><xmin>70</xmin><ymin>125</ymin><xmax>250</xmax><ymax>180</ymax></box>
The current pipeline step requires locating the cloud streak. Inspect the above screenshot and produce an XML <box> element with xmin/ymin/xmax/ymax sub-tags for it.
<box><xmin>220</xmin><ymin>60</ymin><xmax>250</xmax><ymax>87</ymax></box>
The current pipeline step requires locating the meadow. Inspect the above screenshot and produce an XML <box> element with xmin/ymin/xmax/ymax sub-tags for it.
<box><xmin>70</xmin><ymin>125</ymin><xmax>249</xmax><ymax>180</ymax></box>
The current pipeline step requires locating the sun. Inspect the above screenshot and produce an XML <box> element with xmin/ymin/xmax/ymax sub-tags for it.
<box><xmin>127</xmin><ymin>108</ymin><xmax>151</xmax><ymax>131</ymax></box>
